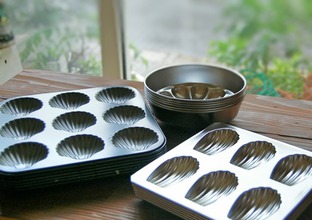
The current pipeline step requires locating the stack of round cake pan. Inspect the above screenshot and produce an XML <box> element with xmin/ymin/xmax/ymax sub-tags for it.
<box><xmin>0</xmin><ymin>86</ymin><xmax>166</xmax><ymax>190</ymax></box>
<box><xmin>144</xmin><ymin>64</ymin><xmax>247</xmax><ymax>127</ymax></box>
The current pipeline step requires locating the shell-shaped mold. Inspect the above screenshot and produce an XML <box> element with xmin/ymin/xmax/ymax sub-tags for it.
<box><xmin>228</xmin><ymin>187</ymin><xmax>281</xmax><ymax>220</ymax></box>
<box><xmin>0</xmin><ymin>142</ymin><xmax>48</xmax><ymax>169</ymax></box>
<box><xmin>95</xmin><ymin>87</ymin><xmax>135</xmax><ymax>104</ymax></box>
<box><xmin>270</xmin><ymin>154</ymin><xmax>312</xmax><ymax>186</ymax></box>
<box><xmin>112</xmin><ymin>127</ymin><xmax>158</xmax><ymax>151</ymax></box>
<box><xmin>157</xmin><ymin>82</ymin><xmax>233</xmax><ymax>100</ymax></box>
<box><xmin>194</xmin><ymin>129</ymin><xmax>239</xmax><ymax>155</ymax></box>
<box><xmin>147</xmin><ymin>156</ymin><xmax>199</xmax><ymax>187</ymax></box>
<box><xmin>0</xmin><ymin>118</ymin><xmax>45</xmax><ymax>140</ymax></box>
<box><xmin>185</xmin><ymin>171</ymin><xmax>238</xmax><ymax>206</ymax></box>
<box><xmin>56</xmin><ymin>134</ymin><xmax>104</xmax><ymax>160</ymax></box>
<box><xmin>52</xmin><ymin>111</ymin><xmax>96</xmax><ymax>132</ymax></box>
<box><xmin>49</xmin><ymin>92</ymin><xmax>90</xmax><ymax>110</ymax></box>
<box><xmin>103</xmin><ymin>105</ymin><xmax>145</xmax><ymax>125</ymax></box>
<box><xmin>230</xmin><ymin>141</ymin><xmax>276</xmax><ymax>169</ymax></box>
<box><xmin>0</xmin><ymin>97</ymin><xmax>42</xmax><ymax>116</ymax></box>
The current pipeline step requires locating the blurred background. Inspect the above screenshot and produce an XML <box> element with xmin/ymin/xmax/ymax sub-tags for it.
<box><xmin>4</xmin><ymin>0</ymin><xmax>312</xmax><ymax>100</ymax></box>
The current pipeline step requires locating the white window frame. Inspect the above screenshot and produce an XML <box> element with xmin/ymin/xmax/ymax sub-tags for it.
<box><xmin>99</xmin><ymin>0</ymin><xmax>127</xmax><ymax>79</ymax></box>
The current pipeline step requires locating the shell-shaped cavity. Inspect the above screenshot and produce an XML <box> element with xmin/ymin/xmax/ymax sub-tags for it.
<box><xmin>52</xmin><ymin>111</ymin><xmax>96</xmax><ymax>132</ymax></box>
<box><xmin>270</xmin><ymin>154</ymin><xmax>312</xmax><ymax>186</ymax></box>
<box><xmin>56</xmin><ymin>134</ymin><xmax>104</xmax><ymax>160</ymax></box>
<box><xmin>190</xmin><ymin>84</ymin><xmax>209</xmax><ymax>99</ymax></box>
<box><xmin>0</xmin><ymin>142</ymin><xmax>48</xmax><ymax>169</ymax></box>
<box><xmin>0</xmin><ymin>118</ymin><xmax>45</xmax><ymax>140</ymax></box>
<box><xmin>172</xmin><ymin>84</ymin><xmax>191</xmax><ymax>99</ymax></box>
<box><xmin>185</xmin><ymin>171</ymin><xmax>238</xmax><ymax>206</ymax></box>
<box><xmin>103</xmin><ymin>105</ymin><xmax>145</xmax><ymax>125</ymax></box>
<box><xmin>230</xmin><ymin>141</ymin><xmax>276</xmax><ymax>169</ymax></box>
<box><xmin>194</xmin><ymin>129</ymin><xmax>239</xmax><ymax>155</ymax></box>
<box><xmin>95</xmin><ymin>87</ymin><xmax>135</xmax><ymax>104</ymax></box>
<box><xmin>49</xmin><ymin>92</ymin><xmax>90</xmax><ymax>110</ymax></box>
<box><xmin>147</xmin><ymin>156</ymin><xmax>199</xmax><ymax>187</ymax></box>
<box><xmin>206</xmin><ymin>88</ymin><xmax>227</xmax><ymax>99</ymax></box>
<box><xmin>0</xmin><ymin>97</ymin><xmax>42</xmax><ymax>116</ymax></box>
<box><xmin>156</xmin><ymin>82</ymin><xmax>234</xmax><ymax>100</ymax></box>
<box><xmin>228</xmin><ymin>187</ymin><xmax>281</xmax><ymax>220</ymax></box>
<box><xmin>112</xmin><ymin>127</ymin><xmax>158</xmax><ymax>151</ymax></box>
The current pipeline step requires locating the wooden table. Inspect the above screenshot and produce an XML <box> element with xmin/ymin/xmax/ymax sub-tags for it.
<box><xmin>0</xmin><ymin>70</ymin><xmax>311</xmax><ymax>220</ymax></box>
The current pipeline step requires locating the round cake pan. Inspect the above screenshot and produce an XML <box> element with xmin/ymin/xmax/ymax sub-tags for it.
<box><xmin>144</xmin><ymin>64</ymin><xmax>247</xmax><ymax>128</ymax></box>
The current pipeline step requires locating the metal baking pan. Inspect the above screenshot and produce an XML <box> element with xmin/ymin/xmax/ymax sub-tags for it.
<box><xmin>131</xmin><ymin>122</ymin><xmax>312</xmax><ymax>220</ymax></box>
<box><xmin>0</xmin><ymin>86</ymin><xmax>166</xmax><ymax>190</ymax></box>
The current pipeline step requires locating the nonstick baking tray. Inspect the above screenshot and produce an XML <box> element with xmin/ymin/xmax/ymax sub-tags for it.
<box><xmin>0</xmin><ymin>86</ymin><xmax>166</xmax><ymax>190</ymax></box>
<box><xmin>131</xmin><ymin>122</ymin><xmax>312</xmax><ymax>220</ymax></box>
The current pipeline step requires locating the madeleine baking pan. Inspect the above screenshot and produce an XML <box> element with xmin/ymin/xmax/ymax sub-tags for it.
<box><xmin>0</xmin><ymin>86</ymin><xmax>166</xmax><ymax>190</ymax></box>
<box><xmin>131</xmin><ymin>122</ymin><xmax>312</xmax><ymax>220</ymax></box>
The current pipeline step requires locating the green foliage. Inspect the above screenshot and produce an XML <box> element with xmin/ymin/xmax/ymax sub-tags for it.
<box><xmin>5</xmin><ymin>0</ymin><xmax>102</xmax><ymax>76</ymax></box>
<box><xmin>268</xmin><ymin>54</ymin><xmax>305</xmax><ymax>97</ymax></box>
<box><xmin>20</xmin><ymin>28</ymin><xmax>64</xmax><ymax>67</ymax></box>
<box><xmin>208</xmin><ymin>0</ymin><xmax>312</xmax><ymax>98</ymax></box>
<box><xmin>128</xmin><ymin>42</ymin><xmax>149</xmax><ymax>80</ymax></box>
<box><xmin>240</xmin><ymin>69</ymin><xmax>280</xmax><ymax>96</ymax></box>
<box><xmin>129</xmin><ymin>42</ymin><xmax>149</xmax><ymax>68</ymax></box>
<box><xmin>77</xmin><ymin>54</ymin><xmax>102</xmax><ymax>76</ymax></box>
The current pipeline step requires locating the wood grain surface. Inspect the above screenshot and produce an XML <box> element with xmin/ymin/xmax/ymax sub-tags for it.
<box><xmin>0</xmin><ymin>70</ymin><xmax>311</xmax><ymax>220</ymax></box>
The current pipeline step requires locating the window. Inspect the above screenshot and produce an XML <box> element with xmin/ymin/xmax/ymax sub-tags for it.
<box><xmin>6</xmin><ymin>0</ymin><xmax>102</xmax><ymax>76</ymax></box>
<box><xmin>5</xmin><ymin>0</ymin><xmax>312</xmax><ymax>100</ymax></box>
<box><xmin>124</xmin><ymin>0</ymin><xmax>312</xmax><ymax>100</ymax></box>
